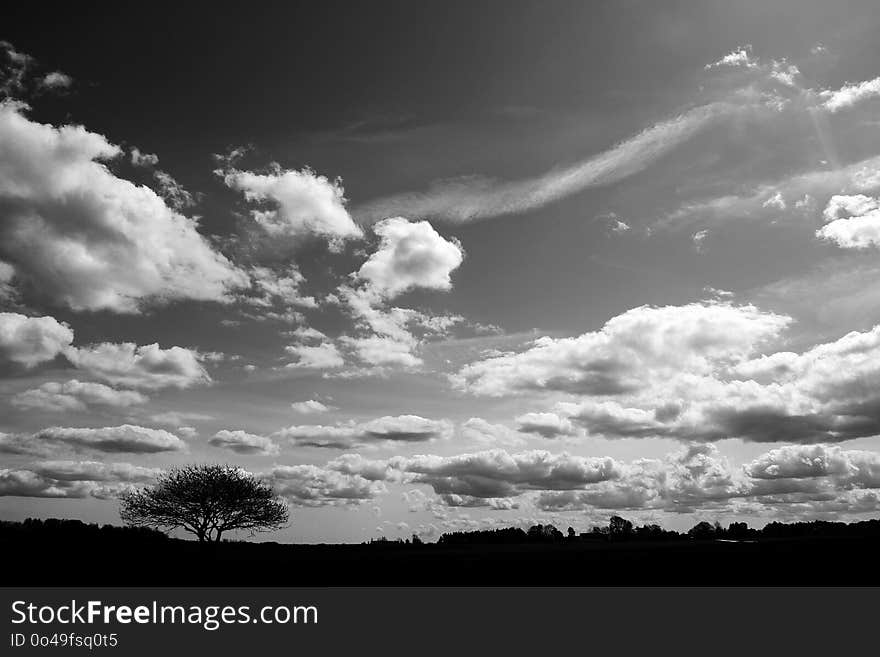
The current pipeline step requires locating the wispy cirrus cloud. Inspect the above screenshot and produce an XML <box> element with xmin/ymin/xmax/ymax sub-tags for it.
<box><xmin>354</xmin><ymin>102</ymin><xmax>737</xmax><ymax>224</ymax></box>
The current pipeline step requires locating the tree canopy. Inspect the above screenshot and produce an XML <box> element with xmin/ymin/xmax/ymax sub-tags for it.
<box><xmin>119</xmin><ymin>464</ymin><xmax>288</xmax><ymax>542</ymax></box>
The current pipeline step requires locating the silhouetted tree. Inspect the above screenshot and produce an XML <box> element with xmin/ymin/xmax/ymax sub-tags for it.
<box><xmin>609</xmin><ymin>515</ymin><xmax>634</xmax><ymax>538</ymax></box>
<box><xmin>119</xmin><ymin>464</ymin><xmax>288</xmax><ymax>542</ymax></box>
<box><xmin>688</xmin><ymin>521</ymin><xmax>716</xmax><ymax>540</ymax></box>
<box><xmin>527</xmin><ymin>524</ymin><xmax>564</xmax><ymax>542</ymax></box>
<box><xmin>567</xmin><ymin>526</ymin><xmax>576</xmax><ymax>540</ymax></box>
<box><xmin>727</xmin><ymin>522</ymin><xmax>752</xmax><ymax>539</ymax></box>
<box><xmin>634</xmin><ymin>523</ymin><xmax>663</xmax><ymax>539</ymax></box>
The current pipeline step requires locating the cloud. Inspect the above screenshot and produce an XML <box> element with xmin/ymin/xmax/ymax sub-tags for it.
<box><xmin>354</xmin><ymin>102</ymin><xmax>735</xmax><ymax>224</ymax></box>
<box><xmin>820</xmin><ymin>76</ymin><xmax>880</xmax><ymax>113</ymax></box>
<box><xmin>284</xmin><ymin>342</ymin><xmax>345</xmax><ymax>369</ymax></box>
<box><xmin>356</xmin><ymin>217</ymin><xmax>464</xmax><ymax>298</ymax></box>
<box><xmin>453</xmin><ymin>298</ymin><xmax>880</xmax><ymax>444</ymax></box>
<box><xmin>143</xmin><ymin>411</ymin><xmax>213</xmax><ymax>427</ymax></box>
<box><xmin>266</xmin><ymin>464</ymin><xmax>387</xmax><ymax>506</ymax></box>
<box><xmin>130</xmin><ymin>147</ymin><xmax>159</xmax><ymax>167</ymax></box>
<box><xmin>0</xmin><ymin>432</ymin><xmax>50</xmax><ymax>457</ymax></box>
<box><xmin>336</xmin><ymin>287</ymin><xmax>420</xmax><ymax>367</ymax></box>
<box><xmin>555</xmin><ymin>322</ymin><xmax>880</xmax><ymax>444</ymax></box>
<box><xmin>151</xmin><ymin>170</ymin><xmax>196</xmax><ymax>210</ymax></box>
<box><xmin>209</xmin><ymin>429</ymin><xmax>279</xmax><ymax>456</ymax></box>
<box><xmin>331</xmin><ymin>218</ymin><xmax>464</xmax><ymax>369</ymax></box>
<box><xmin>261</xmin><ymin>440</ymin><xmax>880</xmax><ymax>516</ymax></box>
<box><xmin>30</xmin><ymin>460</ymin><xmax>160</xmax><ymax>483</ymax></box>
<box><xmin>277</xmin><ymin>415</ymin><xmax>453</xmax><ymax>449</ymax></box>
<box><xmin>0</xmin><ymin>460</ymin><xmax>159</xmax><ymax>499</ymax></box>
<box><xmin>515</xmin><ymin>412</ymin><xmax>577</xmax><ymax>438</ymax></box>
<box><xmin>338</xmin><ymin>334</ymin><xmax>421</xmax><ymax>368</ymax></box>
<box><xmin>324</xmin><ymin>454</ymin><xmax>400</xmax><ymax>482</ymax></box>
<box><xmin>0</xmin><ymin>102</ymin><xmax>248</xmax><ymax>312</ymax></box>
<box><xmin>0</xmin><ymin>312</ymin><xmax>73</xmax><ymax>367</ymax></box>
<box><xmin>533</xmin><ymin>443</ymin><xmax>880</xmax><ymax>515</ymax></box>
<box><xmin>67</xmin><ymin>343</ymin><xmax>210</xmax><ymax>390</ymax></box>
<box><xmin>817</xmin><ymin>194</ymin><xmax>880</xmax><ymax>249</ymax></box>
<box><xmin>459</xmin><ymin>417</ymin><xmax>526</xmax><ymax>447</ymax></box>
<box><xmin>219</xmin><ymin>164</ymin><xmax>362</xmax><ymax>244</ymax></box>
<box><xmin>242</xmin><ymin>265</ymin><xmax>317</xmax><ymax>310</ymax></box>
<box><xmin>38</xmin><ymin>71</ymin><xmax>73</xmax><ymax>91</ymax></box>
<box><xmin>11</xmin><ymin>380</ymin><xmax>147</xmax><ymax>412</ymax></box>
<box><xmin>35</xmin><ymin>424</ymin><xmax>186</xmax><ymax>453</ymax></box>
<box><xmin>704</xmin><ymin>45</ymin><xmax>758</xmax><ymax>70</ymax></box>
<box><xmin>0</xmin><ymin>41</ymin><xmax>33</xmax><ymax>97</ymax></box>
<box><xmin>0</xmin><ymin>260</ymin><xmax>15</xmax><ymax>301</ymax></box>
<box><xmin>291</xmin><ymin>400</ymin><xmax>331</xmax><ymax>414</ymax></box>
<box><xmin>535</xmin><ymin>443</ymin><xmax>740</xmax><ymax>512</ymax></box>
<box><xmin>744</xmin><ymin>444</ymin><xmax>880</xmax><ymax>487</ymax></box>
<box><xmin>454</xmin><ymin>302</ymin><xmax>789</xmax><ymax>396</ymax></box>
<box><xmin>391</xmin><ymin>449</ymin><xmax>624</xmax><ymax>502</ymax></box>
<box><xmin>692</xmin><ymin>229</ymin><xmax>709</xmax><ymax>252</ymax></box>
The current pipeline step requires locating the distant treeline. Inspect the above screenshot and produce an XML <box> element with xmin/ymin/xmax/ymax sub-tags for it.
<box><xmin>3</xmin><ymin>515</ymin><xmax>880</xmax><ymax>547</ymax></box>
<box><xmin>0</xmin><ymin>517</ymin><xmax>169</xmax><ymax>542</ymax></box>
<box><xmin>428</xmin><ymin>516</ymin><xmax>880</xmax><ymax>546</ymax></box>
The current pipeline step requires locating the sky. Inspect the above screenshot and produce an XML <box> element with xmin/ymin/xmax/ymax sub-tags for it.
<box><xmin>3</xmin><ymin>0</ymin><xmax>880</xmax><ymax>543</ymax></box>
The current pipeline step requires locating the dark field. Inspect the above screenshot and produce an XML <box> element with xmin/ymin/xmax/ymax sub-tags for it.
<box><xmin>4</xmin><ymin>518</ymin><xmax>880</xmax><ymax>586</ymax></box>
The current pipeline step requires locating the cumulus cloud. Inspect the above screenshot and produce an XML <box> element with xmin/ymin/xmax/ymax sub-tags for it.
<box><xmin>336</xmin><ymin>287</ymin><xmax>420</xmax><ymax>367</ymax></box>
<box><xmin>209</xmin><ymin>430</ymin><xmax>279</xmax><ymax>456</ymax></box>
<box><xmin>277</xmin><ymin>415</ymin><xmax>453</xmax><ymax>449</ymax></box>
<box><xmin>243</xmin><ymin>265</ymin><xmax>317</xmax><ymax>310</ymax></box>
<box><xmin>30</xmin><ymin>460</ymin><xmax>160</xmax><ymax>484</ymax></box>
<box><xmin>535</xmin><ymin>444</ymin><xmax>740</xmax><ymax>512</ymax></box>
<box><xmin>356</xmin><ymin>217</ymin><xmax>464</xmax><ymax>298</ymax></box>
<box><xmin>453</xmin><ymin>299</ymin><xmax>880</xmax><ymax>445</ymax></box>
<box><xmin>330</xmin><ymin>217</ymin><xmax>464</xmax><ymax>369</ymax></box>
<box><xmin>559</xmin><ymin>324</ymin><xmax>880</xmax><ymax>445</ymax></box>
<box><xmin>130</xmin><ymin>147</ymin><xmax>159</xmax><ymax>167</ymax></box>
<box><xmin>0</xmin><ymin>312</ymin><xmax>73</xmax><ymax>367</ymax></box>
<box><xmin>67</xmin><ymin>343</ymin><xmax>210</xmax><ymax>390</ymax></box>
<box><xmin>35</xmin><ymin>424</ymin><xmax>186</xmax><ymax>453</ymax></box>
<box><xmin>820</xmin><ymin>76</ymin><xmax>880</xmax><ymax>113</ymax></box>
<box><xmin>454</xmin><ymin>302</ymin><xmax>789</xmax><ymax>396</ymax></box>
<box><xmin>533</xmin><ymin>443</ymin><xmax>880</xmax><ymax>516</ymax></box>
<box><xmin>744</xmin><ymin>444</ymin><xmax>880</xmax><ymax>487</ymax></box>
<box><xmin>0</xmin><ymin>260</ymin><xmax>15</xmax><ymax>300</ymax></box>
<box><xmin>219</xmin><ymin>164</ymin><xmax>362</xmax><ymax>244</ymax></box>
<box><xmin>38</xmin><ymin>71</ymin><xmax>73</xmax><ymax>91</ymax></box>
<box><xmin>0</xmin><ymin>432</ymin><xmax>51</xmax><ymax>457</ymax></box>
<box><xmin>266</xmin><ymin>464</ymin><xmax>386</xmax><ymax>506</ymax></box>
<box><xmin>704</xmin><ymin>46</ymin><xmax>758</xmax><ymax>70</ymax></box>
<box><xmin>354</xmin><ymin>102</ymin><xmax>735</xmax><ymax>224</ymax></box>
<box><xmin>151</xmin><ymin>170</ymin><xmax>196</xmax><ymax>210</ymax></box>
<box><xmin>0</xmin><ymin>41</ymin><xmax>33</xmax><ymax>97</ymax></box>
<box><xmin>817</xmin><ymin>194</ymin><xmax>880</xmax><ymax>249</ymax></box>
<box><xmin>338</xmin><ymin>334</ymin><xmax>421</xmax><ymax>368</ymax></box>
<box><xmin>261</xmin><ymin>440</ymin><xmax>880</xmax><ymax>516</ymax></box>
<box><xmin>284</xmin><ymin>342</ymin><xmax>345</xmax><ymax>369</ymax></box>
<box><xmin>391</xmin><ymin>449</ymin><xmax>624</xmax><ymax>503</ymax></box>
<box><xmin>291</xmin><ymin>400</ymin><xmax>331</xmax><ymax>414</ymax></box>
<box><xmin>0</xmin><ymin>460</ymin><xmax>158</xmax><ymax>499</ymax></box>
<box><xmin>11</xmin><ymin>380</ymin><xmax>147</xmax><ymax>412</ymax></box>
<box><xmin>0</xmin><ymin>102</ymin><xmax>248</xmax><ymax>312</ymax></box>
<box><xmin>515</xmin><ymin>412</ymin><xmax>577</xmax><ymax>438</ymax></box>
<box><xmin>459</xmin><ymin>417</ymin><xmax>526</xmax><ymax>447</ymax></box>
